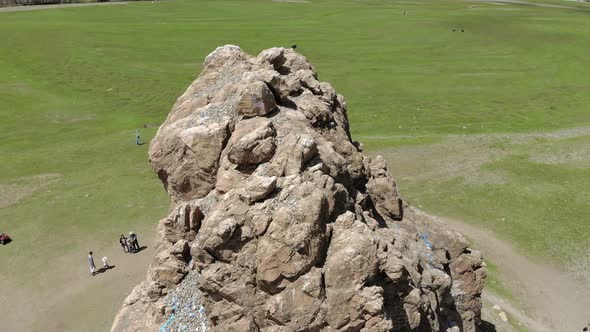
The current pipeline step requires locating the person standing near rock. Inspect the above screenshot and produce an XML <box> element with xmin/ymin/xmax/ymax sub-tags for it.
<box><xmin>119</xmin><ymin>234</ymin><xmax>129</xmax><ymax>253</ymax></box>
<box><xmin>127</xmin><ymin>237</ymin><xmax>135</xmax><ymax>253</ymax></box>
<box><xmin>129</xmin><ymin>232</ymin><xmax>140</xmax><ymax>252</ymax></box>
<box><xmin>88</xmin><ymin>251</ymin><xmax>96</xmax><ymax>275</ymax></box>
<box><xmin>133</xmin><ymin>232</ymin><xmax>140</xmax><ymax>252</ymax></box>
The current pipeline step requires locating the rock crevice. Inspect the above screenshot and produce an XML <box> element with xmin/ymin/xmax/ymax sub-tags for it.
<box><xmin>112</xmin><ymin>45</ymin><xmax>486</xmax><ymax>332</ymax></box>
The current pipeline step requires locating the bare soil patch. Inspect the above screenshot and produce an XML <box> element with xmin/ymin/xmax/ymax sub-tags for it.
<box><xmin>379</xmin><ymin>126</ymin><xmax>590</xmax><ymax>186</ymax></box>
<box><xmin>439</xmin><ymin>214</ymin><xmax>590</xmax><ymax>331</ymax></box>
<box><xmin>466</xmin><ymin>0</ymin><xmax>577</xmax><ymax>9</ymax></box>
<box><xmin>0</xmin><ymin>232</ymin><xmax>154</xmax><ymax>332</ymax></box>
<box><xmin>0</xmin><ymin>1</ymin><xmax>127</xmax><ymax>12</ymax></box>
<box><xmin>0</xmin><ymin>173</ymin><xmax>62</xmax><ymax>208</ymax></box>
<box><xmin>377</xmin><ymin>128</ymin><xmax>590</xmax><ymax>330</ymax></box>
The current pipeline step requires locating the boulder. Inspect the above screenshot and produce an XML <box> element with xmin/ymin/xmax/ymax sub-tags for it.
<box><xmin>239</xmin><ymin>174</ymin><xmax>277</xmax><ymax>205</ymax></box>
<box><xmin>367</xmin><ymin>155</ymin><xmax>403</xmax><ymax>220</ymax></box>
<box><xmin>226</xmin><ymin>117</ymin><xmax>276</xmax><ymax>165</ymax></box>
<box><xmin>113</xmin><ymin>45</ymin><xmax>487</xmax><ymax>332</ymax></box>
<box><xmin>149</xmin><ymin>120</ymin><xmax>230</xmax><ymax>201</ymax></box>
<box><xmin>236</xmin><ymin>81</ymin><xmax>277</xmax><ymax>117</ymax></box>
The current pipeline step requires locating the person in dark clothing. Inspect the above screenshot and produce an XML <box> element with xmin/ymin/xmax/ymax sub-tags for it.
<box><xmin>127</xmin><ymin>237</ymin><xmax>136</xmax><ymax>253</ymax></box>
<box><xmin>129</xmin><ymin>231</ymin><xmax>140</xmax><ymax>252</ymax></box>
<box><xmin>119</xmin><ymin>235</ymin><xmax>129</xmax><ymax>253</ymax></box>
<box><xmin>134</xmin><ymin>234</ymin><xmax>140</xmax><ymax>251</ymax></box>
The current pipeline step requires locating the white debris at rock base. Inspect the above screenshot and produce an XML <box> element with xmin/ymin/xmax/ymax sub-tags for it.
<box><xmin>499</xmin><ymin>311</ymin><xmax>508</xmax><ymax>322</ymax></box>
<box><xmin>161</xmin><ymin>271</ymin><xmax>208</xmax><ymax>332</ymax></box>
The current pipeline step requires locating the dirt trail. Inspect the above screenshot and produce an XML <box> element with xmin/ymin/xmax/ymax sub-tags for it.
<box><xmin>437</xmin><ymin>215</ymin><xmax>590</xmax><ymax>331</ymax></box>
<box><xmin>380</xmin><ymin>126</ymin><xmax>590</xmax><ymax>189</ymax></box>
<box><xmin>467</xmin><ymin>0</ymin><xmax>577</xmax><ymax>9</ymax></box>
<box><xmin>0</xmin><ymin>1</ymin><xmax>128</xmax><ymax>12</ymax></box>
<box><xmin>366</xmin><ymin>125</ymin><xmax>590</xmax><ymax>141</ymax></box>
<box><xmin>482</xmin><ymin>291</ymin><xmax>546</xmax><ymax>331</ymax></box>
<box><xmin>0</xmin><ymin>173</ymin><xmax>62</xmax><ymax>208</ymax></box>
<box><xmin>0</xmin><ymin>233</ymin><xmax>154</xmax><ymax>332</ymax></box>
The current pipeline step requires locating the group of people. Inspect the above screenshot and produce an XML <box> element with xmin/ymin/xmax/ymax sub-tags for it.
<box><xmin>119</xmin><ymin>231</ymin><xmax>141</xmax><ymax>253</ymax></box>
<box><xmin>86</xmin><ymin>231</ymin><xmax>141</xmax><ymax>276</ymax></box>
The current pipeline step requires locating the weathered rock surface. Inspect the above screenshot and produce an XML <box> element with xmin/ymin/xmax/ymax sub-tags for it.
<box><xmin>112</xmin><ymin>45</ymin><xmax>486</xmax><ymax>332</ymax></box>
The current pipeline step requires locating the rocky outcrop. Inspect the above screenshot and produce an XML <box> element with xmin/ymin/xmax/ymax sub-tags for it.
<box><xmin>112</xmin><ymin>45</ymin><xmax>486</xmax><ymax>332</ymax></box>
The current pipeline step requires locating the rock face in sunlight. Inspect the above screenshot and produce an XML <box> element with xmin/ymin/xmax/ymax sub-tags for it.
<box><xmin>111</xmin><ymin>45</ymin><xmax>486</xmax><ymax>332</ymax></box>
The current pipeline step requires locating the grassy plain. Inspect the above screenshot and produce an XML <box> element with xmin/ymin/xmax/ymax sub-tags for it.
<box><xmin>1</xmin><ymin>0</ymin><xmax>589</xmax><ymax>330</ymax></box>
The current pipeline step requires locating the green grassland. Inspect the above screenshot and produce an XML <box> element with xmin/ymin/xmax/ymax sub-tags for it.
<box><xmin>382</xmin><ymin>132</ymin><xmax>590</xmax><ymax>266</ymax></box>
<box><xmin>1</xmin><ymin>0</ymin><xmax>590</xmax><ymax>330</ymax></box>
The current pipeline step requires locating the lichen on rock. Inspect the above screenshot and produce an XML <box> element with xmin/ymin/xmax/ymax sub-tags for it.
<box><xmin>111</xmin><ymin>45</ymin><xmax>486</xmax><ymax>332</ymax></box>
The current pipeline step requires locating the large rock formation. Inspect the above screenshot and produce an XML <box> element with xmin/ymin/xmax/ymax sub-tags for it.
<box><xmin>112</xmin><ymin>45</ymin><xmax>486</xmax><ymax>332</ymax></box>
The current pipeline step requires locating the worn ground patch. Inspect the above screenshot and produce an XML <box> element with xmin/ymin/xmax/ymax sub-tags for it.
<box><xmin>378</xmin><ymin>126</ymin><xmax>590</xmax><ymax>186</ymax></box>
<box><xmin>466</xmin><ymin>0</ymin><xmax>577</xmax><ymax>9</ymax></box>
<box><xmin>442</xmin><ymin>215</ymin><xmax>590</xmax><ymax>332</ymax></box>
<box><xmin>373</xmin><ymin>127</ymin><xmax>590</xmax><ymax>331</ymax></box>
<box><xmin>0</xmin><ymin>173</ymin><xmax>62</xmax><ymax>208</ymax></box>
<box><xmin>0</xmin><ymin>233</ymin><xmax>154</xmax><ymax>332</ymax></box>
<box><xmin>0</xmin><ymin>2</ymin><xmax>128</xmax><ymax>12</ymax></box>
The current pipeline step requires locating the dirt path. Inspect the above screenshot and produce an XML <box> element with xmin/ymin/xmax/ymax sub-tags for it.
<box><xmin>0</xmin><ymin>1</ymin><xmax>128</xmax><ymax>12</ymax></box>
<box><xmin>365</xmin><ymin>125</ymin><xmax>590</xmax><ymax>141</ymax></box>
<box><xmin>380</xmin><ymin>125</ymin><xmax>590</xmax><ymax>186</ymax></box>
<box><xmin>466</xmin><ymin>0</ymin><xmax>577</xmax><ymax>9</ymax></box>
<box><xmin>0</xmin><ymin>230</ymin><xmax>154</xmax><ymax>332</ymax></box>
<box><xmin>438</xmin><ymin>215</ymin><xmax>590</xmax><ymax>331</ymax></box>
<box><xmin>482</xmin><ymin>291</ymin><xmax>547</xmax><ymax>332</ymax></box>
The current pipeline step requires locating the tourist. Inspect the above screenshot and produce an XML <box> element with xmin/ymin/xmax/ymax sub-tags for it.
<box><xmin>119</xmin><ymin>234</ymin><xmax>129</xmax><ymax>253</ymax></box>
<box><xmin>129</xmin><ymin>231</ymin><xmax>140</xmax><ymax>252</ymax></box>
<box><xmin>88</xmin><ymin>251</ymin><xmax>96</xmax><ymax>275</ymax></box>
<box><xmin>127</xmin><ymin>236</ymin><xmax>136</xmax><ymax>253</ymax></box>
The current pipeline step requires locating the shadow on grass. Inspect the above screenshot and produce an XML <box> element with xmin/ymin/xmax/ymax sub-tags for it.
<box><xmin>93</xmin><ymin>265</ymin><xmax>116</xmax><ymax>276</ymax></box>
<box><xmin>481</xmin><ymin>320</ymin><xmax>497</xmax><ymax>332</ymax></box>
<box><xmin>128</xmin><ymin>245</ymin><xmax>148</xmax><ymax>254</ymax></box>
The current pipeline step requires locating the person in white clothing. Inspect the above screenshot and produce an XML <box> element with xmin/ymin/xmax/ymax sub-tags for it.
<box><xmin>88</xmin><ymin>251</ymin><xmax>96</xmax><ymax>275</ymax></box>
<box><xmin>102</xmin><ymin>256</ymin><xmax>109</xmax><ymax>269</ymax></box>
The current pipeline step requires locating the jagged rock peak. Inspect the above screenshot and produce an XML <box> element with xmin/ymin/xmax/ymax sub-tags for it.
<box><xmin>112</xmin><ymin>45</ymin><xmax>486</xmax><ymax>332</ymax></box>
